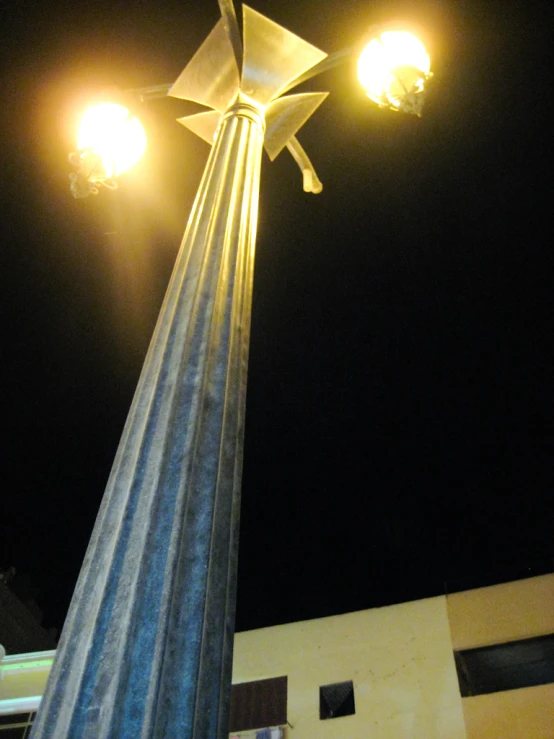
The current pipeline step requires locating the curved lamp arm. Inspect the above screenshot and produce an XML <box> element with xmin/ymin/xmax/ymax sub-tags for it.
<box><xmin>286</xmin><ymin>136</ymin><xmax>323</xmax><ymax>194</ymax></box>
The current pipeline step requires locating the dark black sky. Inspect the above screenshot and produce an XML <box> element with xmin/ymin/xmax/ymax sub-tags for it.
<box><xmin>1</xmin><ymin>0</ymin><xmax>553</xmax><ymax>636</ymax></box>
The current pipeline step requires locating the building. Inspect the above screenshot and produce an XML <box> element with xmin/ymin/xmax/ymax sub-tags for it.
<box><xmin>0</xmin><ymin>575</ymin><xmax>57</xmax><ymax>658</ymax></box>
<box><xmin>1</xmin><ymin>574</ymin><xmax>553</xmax><ymax>738</ymax></box>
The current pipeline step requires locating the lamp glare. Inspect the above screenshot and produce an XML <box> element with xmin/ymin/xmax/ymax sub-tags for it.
<box><xmin>358</xmin><ymin>31</ymin><xmax>431</xmax><ymax>111</ymax></box>
<box><xmin>77</xmin><ymin>103</ymin><xmax>146</xmax><ymax>179</ymax></box>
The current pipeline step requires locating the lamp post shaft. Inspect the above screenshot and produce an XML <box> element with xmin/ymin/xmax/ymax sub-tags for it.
<box><xmin>31</xmin><ymin>103</ymin><xmax>264</xmax><ymax>739</ymax></box>
<box><xmin>34</xmin><ymin>4</ymin><xmax>331</xmax><ymax>734</ymax></box>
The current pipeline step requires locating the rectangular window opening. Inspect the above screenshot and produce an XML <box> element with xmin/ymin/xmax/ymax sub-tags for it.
<box><xmin>455</xmin><ymin>633</ymin><xmax>554</xmax><ymax>697</ymax></box>
<box><xmin>229</xmin><ymin>675</ymin><xmax>287</xmax><ymax>733</ymax></box>
<box><xmin>319</xmin><ymin>680</ymin><xmax>355</xmax><ymax>720</ymax></box>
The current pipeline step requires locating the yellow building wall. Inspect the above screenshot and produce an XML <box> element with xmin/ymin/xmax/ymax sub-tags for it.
<box><xmin>233</xmin><ymin>596</ymin><xmax>466</xmax><ymax>739</ymax></box>
<box><xmin>462</xmin><ymin>684</ymin><xmax>554</xmax><ymax>739</ymax></box>
<box><xmin>447</xmin><ymin>574</ymin><xmax>554</xmax><ymax>739</ymax></box>
<box><xmin>0</xmin><ymin>652</ymin><xmax>53</xmax><ymax>714</ymax></box>
<box><xmin>447</xmin><ymin>574</ymin><xmax>554</xmax><ymax>650</ymax></box>
<box><xmin>0</xmin><ymin>666</ymin><xmax>49</xmax><ymax>702</ymax></box>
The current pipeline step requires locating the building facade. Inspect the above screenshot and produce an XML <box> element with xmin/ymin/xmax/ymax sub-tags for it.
<box><xmin>1</xmin><ymin>574</ymin><xmax>553</xmax><ymax>738</ymax></box>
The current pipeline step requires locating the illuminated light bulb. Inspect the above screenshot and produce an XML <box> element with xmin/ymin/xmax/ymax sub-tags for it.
<box><xmin>77</xmin><ymin>103</ymin><xmax>146</xmax><ymax>180</ymax></box>
<box><xmin>358</xmin><ymin>31</ymin><xmax>431</xmax><ymax>114</ymax></box>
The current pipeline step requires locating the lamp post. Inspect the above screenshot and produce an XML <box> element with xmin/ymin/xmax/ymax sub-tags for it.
<box><xmin>32</xmin><ymin>3</ymin><xmax>432</xmax><ymax>738</ymax></box>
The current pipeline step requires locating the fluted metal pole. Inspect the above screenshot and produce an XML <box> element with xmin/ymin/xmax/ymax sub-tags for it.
<box><xmin>31</xmin><ymin>101</ymin><xmax>264</xmax><ymax>739</ymax></box>
<box><xmin>32</xmin><ymin>3</ymin><xmax>329</xmax><ymax>734</ymax></box>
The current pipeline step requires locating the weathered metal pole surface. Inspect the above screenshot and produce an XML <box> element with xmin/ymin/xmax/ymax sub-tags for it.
<box><xmin>31</xmin><ymin>103</ymin><xmax>264</xmax><ymax>739</ymax></box>
<box><xmin>31</xmin><ymin>5</ymin><xmax>327</xmax><ymax>737</ymax></box>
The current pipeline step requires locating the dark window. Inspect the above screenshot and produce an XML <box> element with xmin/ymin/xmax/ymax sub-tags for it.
<box><xmin>455</xmin><ymin>633</ymin><xmax>554</xmax><ymax>697</ymax></box>
<box><xmin>229</xmin><ymin>676</ymin><xmax>287</xmax><ymax>733</ymax></box>
<box><xmin>0</xmin><ymin>712</ymin><xmax>34</xmax><ymax>737</ymax></box>
<box><xmin>0</xmin><ymin>728</ymin><xmax>26</xmax><ymax>738</ymax></box>
<box><xmin>0</xmin><ymin>716</ymin><xmax>33</xmax><ymax>727</ymax></box>
<box><xmin>319</xmin><ymin>680</ymin><xmax>355</xmax><ymax>720</ymax></box>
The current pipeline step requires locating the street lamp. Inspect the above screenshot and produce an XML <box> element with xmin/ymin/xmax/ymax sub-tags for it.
<box><xmin>69</xmin><ymin>103</ymin><xmax>147</xmax><ymax>198</ymax></box>
<box><xmin>33</xmin><ymin>3</ymin><xmax>432</xmax><ymax>739</ymax></box>
<box><xmin>358</xmin><ymin>28</ymin><xmax>432</xmax><ymax>116</ymax></box>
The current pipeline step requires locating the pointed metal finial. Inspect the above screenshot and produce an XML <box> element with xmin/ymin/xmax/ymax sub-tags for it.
<box><xmin>218</xmin><ymin>0</ymin><xmax>243</xmax><ymax>72</ymax></box>
<box><xmin>241</xmin><ymin>5</ymin><xmax>327</xmax><ymax>107</ymax></box>
<box><xmin>264</xmin><ymin>92</ymin><xmax>328</xmax><ymax>160</ymax></box>
<box><xmin>169</xmin><ymin>19</ymin><xmax>240</xmax><ymax>112</ymax></box>
<box><xmin>170</xmin><ymin>3</ymin><xmax>329</xmax><ymax>191</ymax></box>
<box><xmin>177</xmin><ymin>110</ymin><xmax>222</xmax><ymax>145</ymax></box>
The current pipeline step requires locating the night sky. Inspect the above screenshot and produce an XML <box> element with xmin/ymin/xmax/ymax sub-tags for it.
<box><xmin>1</xmin><ymin>0</ymin><xmax>553</xmax><ymax>638</ymax></box>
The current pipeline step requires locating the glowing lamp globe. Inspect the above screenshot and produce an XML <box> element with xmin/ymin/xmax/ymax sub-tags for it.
<box><xmin>77</xmin><ymin>103</ymin><xmax>147</xmax><ymax>180</ymax></box>
<box><xmin>358</xmin><ymin>30</ymin><xmax>431</xmax><ymax>115</ymax></box>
